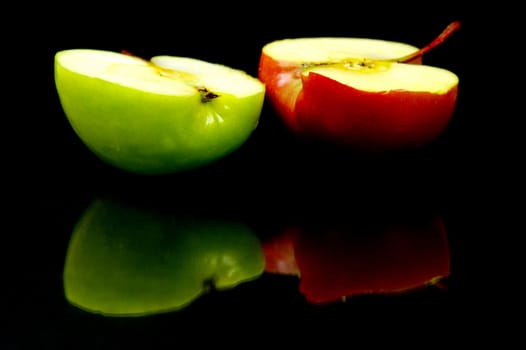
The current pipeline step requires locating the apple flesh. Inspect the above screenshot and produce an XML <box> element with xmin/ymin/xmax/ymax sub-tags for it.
<box><xmin>55</xmin><ymin>49</ymin><xmax>265</xmax><ymax>175</ymax></box>
<box><xmin>62</xmin><ymin>197</ymin><xmax>265</xmax><ymax>316</ymax></box>
<box><xmin>258</xmin><ymin>36</ymin><xmax>459</xmax><ymax>150</ymax></box>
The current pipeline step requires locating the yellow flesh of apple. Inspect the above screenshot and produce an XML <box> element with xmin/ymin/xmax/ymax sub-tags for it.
<box><xmin>56</xmin><ymin>49</ymin><xmax>263</xmax><ymax>97</ymax></box>
<box><xmin>263</xmin><ymin>37</ymin><xmax>458</xmax><ymax>94</ymax></box>
<box><xmin>309</xmin><ymin>64</ymin><xmax>458</xmax><ymax>94</ymax></box>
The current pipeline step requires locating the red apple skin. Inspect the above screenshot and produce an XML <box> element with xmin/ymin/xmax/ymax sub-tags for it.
<box><xmin>258</xmin><ymin>54</ymin><xmax>303</xmax><ymax>132</ymax></box>
<box><xmin>258</xmin><ymin>52</ymin><xmax>457</xmax><ymax>150</ymax></box>
<box><xmin>293</xmin><ymin>215</ymin><xmax>450</xmax><ymax>304</ymax></box>
<box><xmin>296</xmin><ymin>72</ymin><xmax>458</xmax><ymax>150</ymax></box>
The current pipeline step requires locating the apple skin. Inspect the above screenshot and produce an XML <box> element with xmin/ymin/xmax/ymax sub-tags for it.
<box><xmin>258</xmin><ymin>42</ymin><xmax>458</xmax><ymax>151</ymax></box>
<box><xmin>258</xmin><ymin>55</ymin><xmax>304</xmax><ymax>133</ymax></box>
<box><xmin>55</xmin><ymin>50</ymin><xmax>265</xmax><ymax>175</ymax></box>
<box><xmin>295</xmin><ymin>72</ymin><xmax>458</xmax><ymax>150</ymax></box>
<box><xmin>62</xmin><ymin>197</ymin><xmax>265</xmax><ymax>316</ymax></box>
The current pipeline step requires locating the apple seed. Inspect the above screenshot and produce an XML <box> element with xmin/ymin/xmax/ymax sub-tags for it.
<box><xmin>197</xmin><ymin>87</ymin><xmax>220</xmax><ymax>103</ymax></box>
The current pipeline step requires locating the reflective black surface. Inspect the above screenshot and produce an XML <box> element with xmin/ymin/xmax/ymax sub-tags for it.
<box><xmin>7</xmin><ymin>6</ymin><xmax>493</xmax><ymax>347</ymax></box>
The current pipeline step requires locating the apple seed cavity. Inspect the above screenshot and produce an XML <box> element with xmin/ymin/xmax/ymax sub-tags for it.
<box><xmin>123</xmin><ymin>50</ymin><xmax>220</xmax><ymax>103</ymax></box>
<box><xmin>302</xmin><ymin>58</ymin><xmax>392</xmax><ymax>76</ymax></box>
<box><xmin>153</xmin><ymin>62</ymin><xmax>220</xmax><ymax>103</ymax></box>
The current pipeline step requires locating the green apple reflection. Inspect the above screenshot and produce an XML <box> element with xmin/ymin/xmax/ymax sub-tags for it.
<box><xmin>63</xmin><ymin>197</ymin><xmax>265</xmax><ymax>316</ymax></box>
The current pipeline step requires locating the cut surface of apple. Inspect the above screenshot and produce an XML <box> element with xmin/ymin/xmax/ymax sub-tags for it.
<box><xmin>259</xmin><ymin>36</ymin><xmax>459</xmax><ymax>150</ymax></box>
<box><xmin>306</xmin><ymin>62</ymin><xmax>457</xmax><ymax>93</ymax></box>
<box><xmin>262</xmin><ymin>37</ymin><xmax>422</xmax><ymax>63</ymax></box>
<box><xmin>55</xmin><ymin>49</ymin><xmax>265</xmax><ymax>174</ymax></box>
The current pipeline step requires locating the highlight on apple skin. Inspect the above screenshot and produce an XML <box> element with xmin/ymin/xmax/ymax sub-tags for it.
<box><xmin>258</xmin><ymin>24</ymin><xmax>460</xmax><ymax>151</ymax></box>
<box><xmin>62</xmin><ymin>197</ymin><xmax>265</xmax><ymax>316</ymax></box>
<box><xmin>54</xmin><ymin>49</ymin><xmax>266</xmax><ymax>175</ymax></box>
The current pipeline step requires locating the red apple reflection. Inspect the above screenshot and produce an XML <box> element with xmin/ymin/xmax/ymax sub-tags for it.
<box><xmin>262</xmin><ymin>228</ymin><xmax>300</xmax><ymax>275</ymax></box>
<box><xmin>262</xmin><ymin>214</ymin><xmax>450</xmax><ymax>304</ymax></box>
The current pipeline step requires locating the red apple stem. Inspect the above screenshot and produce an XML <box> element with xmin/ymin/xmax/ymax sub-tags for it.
<box><xmin>120</xmin><ymin>49</ymin><xmax>147</xmax><ymax>61</ymax></box>
<box><xmin>395</xmin><ymin>20</ymin><xmax>461</xmax><ymax>63</ymax></box>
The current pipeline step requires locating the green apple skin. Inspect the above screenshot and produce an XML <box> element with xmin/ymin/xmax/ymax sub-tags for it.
<box><xmin>63</xmin><ymin>198</ymin><xmax>265</xmax><ymax>316</ymax></box>
<box><xmin>54</xmin><ymin>50</ymin><xmax>265</xmax><ymax>175</ymax></box>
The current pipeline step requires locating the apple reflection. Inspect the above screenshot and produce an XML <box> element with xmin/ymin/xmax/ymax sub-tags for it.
<box><xmin>63</xmin><ymin>197</ymin><xmax>265</xmax><ymax>317</ymax></box>
<box><xmin>262</xmin><ymin>210</ymin><xmax>450</xmax><ymax>304</ymax></box>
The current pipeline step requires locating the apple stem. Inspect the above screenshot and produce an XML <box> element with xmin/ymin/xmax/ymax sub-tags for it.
<box><xmin>121</xmin><ymin>49</ymin><xmax>138</xmax><ymax>58</ymax></box>
<box><xmin>395</xmin><ymin>20</ymin><xmax>461</xmax><ymax>63</ymax></box>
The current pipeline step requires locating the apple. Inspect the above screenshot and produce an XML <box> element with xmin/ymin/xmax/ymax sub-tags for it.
<box><xmin>54</xmin><ymin>49</ymin><xmax>265</xmax><ymax>175</ymax></box>
<box><xmin>62</xmin><ymin>197</ymin><xmax>265</xmax><ymax>316</ymax></box>
<box><xmin>258</xmin><ymin>21</ymin><xmax>461</xmax><ymax>151</ymax></box>
<box><xmin>262</xmin><ymin>215</ymin><xmax>450</xmax><ymax>304</ymax></box>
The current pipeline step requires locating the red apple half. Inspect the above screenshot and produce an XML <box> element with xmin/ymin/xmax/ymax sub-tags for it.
<box><xmin>258</xmin><ymin>36</ymin><xmax>459</xmax><ymax>150</ymax></box>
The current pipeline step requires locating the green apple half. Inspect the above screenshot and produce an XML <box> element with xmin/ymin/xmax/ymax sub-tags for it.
<box><xmin>63</xmin><ymin>198</ymin><xmax>265</xmax><ymax>316</ymax></box>
<box><xmin>259</xmin><ymin>34</ymin><xmax>459</xmax><ymax>150</ymax></box>
<box><xmin>55</xmin><ymin>49</ymin><xmax>265</xmax><ymax>175</ymax></box>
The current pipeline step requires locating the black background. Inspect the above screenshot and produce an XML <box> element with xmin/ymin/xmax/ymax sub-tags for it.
<box><xmin>5</xmin><ymin>4</ymin><xmax>504</xmax><ymax>348</ymax></box>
